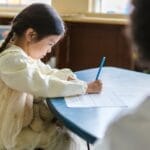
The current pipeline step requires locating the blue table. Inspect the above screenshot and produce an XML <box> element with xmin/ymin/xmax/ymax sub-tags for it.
<box><xmin>47</xmin><ymin>67</ymin><xmax>150</xmax><ymax>144</ymax></box>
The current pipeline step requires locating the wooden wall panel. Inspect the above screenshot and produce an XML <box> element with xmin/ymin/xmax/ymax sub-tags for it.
<box><xmin>56</xmin><ymin>22</ymin><xmax>133</xmax><ymax>71</ymax></box>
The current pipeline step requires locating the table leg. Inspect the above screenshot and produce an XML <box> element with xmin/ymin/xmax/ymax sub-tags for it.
<box><xmin>87</xmin><ymin>142</ymin><xmax>90</xmax><ymax>150</ymax></box>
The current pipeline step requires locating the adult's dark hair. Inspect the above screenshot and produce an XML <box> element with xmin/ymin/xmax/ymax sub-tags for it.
<box><xmin>0</xmin><ymin>3</ymin><xmax>65</xmax><ymax>52</ymax></box>
<box><xmin>130</xmin><ymin>0</ymin><xmax>150</xmax><ymax>61</ymax></box>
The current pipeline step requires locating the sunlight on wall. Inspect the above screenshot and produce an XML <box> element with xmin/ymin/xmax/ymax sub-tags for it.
<box><xmin>8</xmin><ymin>0</ymin><xmax>20</xmax><ymax>4</ymax></box>
<box><xmin>52</xmin><ymin>0</ymin><xmax>89</xmax><ymax>14</ymax></box>
<box><xmin>21</xmin><ymin>0</ymin><xmax>51</xmax><ymax>5</ymax></box>
<box><xmin>0</xmin><ymin>0</ymin><xmax>51</xmax><ymax>5</ymax></box>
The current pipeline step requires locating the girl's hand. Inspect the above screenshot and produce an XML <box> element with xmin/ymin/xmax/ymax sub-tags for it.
<box><xmin>86</xmin><ymin>80</ymin><xmax>102</xmax><ymax>94</ymax></box>
<box><xmin>67</xmin><ymin>76</ymin><xmax>75</xmax><ymax>81</ymax></box>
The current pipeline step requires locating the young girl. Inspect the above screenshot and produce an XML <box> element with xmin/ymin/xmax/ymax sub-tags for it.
<box><xmin>0</xmin><ymin>3</ymin><xmax>102</xmax><ymax>150</ymax></box>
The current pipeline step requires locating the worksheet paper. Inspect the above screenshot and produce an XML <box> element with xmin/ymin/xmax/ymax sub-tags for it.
<box><xmin>65</xmin><ymin>87</ymin><xmax>128</xmax><ymax>108</ymax></box>
<box><xmin>65</xmin><ymin>68</ymin><xmax>150</xmax><ymax>108</ymax></box>
<box><xmin>65</xmin><ymin>85</ymin><xmax>149</xmax><ymax>108</ymax></box>
<box><xmin>65</xmin><ymin>86</ymin><xmax>148</xmax><ymax>108</ymax></box>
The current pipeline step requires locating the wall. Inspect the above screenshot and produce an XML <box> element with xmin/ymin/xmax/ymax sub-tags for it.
<box><xmin>52</xmin><ymin>0</ymin><xmax>90</xmax><ymax>14</ymax></box>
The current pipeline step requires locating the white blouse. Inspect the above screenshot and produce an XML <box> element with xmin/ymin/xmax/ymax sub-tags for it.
<box><xmin>0</xmin><ymin>45</ymin><xmax>87</xmax><ymax>149</ymax></box>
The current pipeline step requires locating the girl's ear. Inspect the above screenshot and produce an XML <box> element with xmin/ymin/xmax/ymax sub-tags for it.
<box><xmin>24</xmin><ymin>28</ymin><xmax>37</xmax><ymax>43</ymax></box>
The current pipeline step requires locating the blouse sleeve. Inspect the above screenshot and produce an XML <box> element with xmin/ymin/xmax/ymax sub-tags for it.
<box><xmin>36</xmin><ymin>60</ymin><xmax>78</xmax><ymax>80</ymax></box>
<box><xmin>0</xmin><ymin>50</ymin><xmax>87</xmax><ymax>98</ymax></box>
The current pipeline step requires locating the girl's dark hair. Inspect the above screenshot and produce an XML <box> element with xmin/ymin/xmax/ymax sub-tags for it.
<box><xmin>130</xmin><ymin>0</ymin><xmax>150</xmax><ymax>61</ymax></box>
<box><xmin>0</xmin><ymin>3</ymin><xmax>65</xmax><ymax>52</ymax></box>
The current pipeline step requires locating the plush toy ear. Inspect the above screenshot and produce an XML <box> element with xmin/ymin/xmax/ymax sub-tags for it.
<box><xmin>25</xmin><ymin>28</ymin><xmax>37</xmax><ymax>42</ymax></box>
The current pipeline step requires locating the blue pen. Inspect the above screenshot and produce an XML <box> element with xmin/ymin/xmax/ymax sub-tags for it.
<box><xmin>96</xmin><ymin>56</ymin><xmax>106</xmax><ymax>80</ymax></box>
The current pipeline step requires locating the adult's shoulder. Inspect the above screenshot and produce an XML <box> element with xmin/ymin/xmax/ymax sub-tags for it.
<box><xmin>94</xmin><ymin>95</ymin><xmax>150</xmax><ymax>150</ymax></box>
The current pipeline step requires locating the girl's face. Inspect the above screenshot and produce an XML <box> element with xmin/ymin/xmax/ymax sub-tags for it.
<box><xmin>27</xmin><ymin>35</ymin><xmax>61</xmax><ymax>59</ymax></box>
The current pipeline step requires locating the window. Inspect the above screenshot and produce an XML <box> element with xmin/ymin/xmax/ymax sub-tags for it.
<box><xmin>91</xmin><ymin>0</ymin><xmax>131</xmax><ymax>14</ymax></box>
